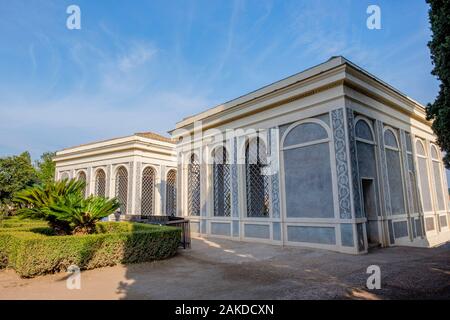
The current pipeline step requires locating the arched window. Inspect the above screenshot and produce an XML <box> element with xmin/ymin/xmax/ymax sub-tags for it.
<box><xmin>187</xmin><ymin>154</ymin><xmax>200</xmax><ymax>216</ymax></box>
<box><xmin>212</xmin><ymin>147</ymin><xmax>231</xmax><ymax>217</ymax></box>
<box><xmin>115</xmin><ymin>166</ymin><xmax>128</xmax><ymax>215</ymax></box>
<box><xmin>95</xmin><ymin>169</ymin><xmax>106</xmax><ymax>197</ymax></box>
<box><xmin>245</xmin><ymin>137</ymin><xmax>270</xmax><ymax>218</ymax></box>
<box><xmin>431</xmin><ymin>145</ymin><xmax>439</xmax><ymax>161</ymax></box>
<box><xmin>141</xmin><ymin>167</ymin><xmax>155</xmax><ymax>216</ymax></box>
<box><xmin>281</xmin><ymin>121</ymin><xmax>334</xmax><ymax>218</ymax></box>
<box><xmin>431</xmin><ymin>145</ymin><xmax>445</xmax><ymax>211</ymax></box>
<box><xmin>60</xmin><ymin>172</ymin><xmax>70</xmax><ymax>181</ymax></box>
<box><xmin>416</xmin><ymin>139</ymin><xmax>432</xmax><ymax>212</ymax></box>
<box><xmin>405</xmin><ymin>132</ymin><xmax>420</xmax><ymax>214</ymax></box>
<box><xmin>416</xmin><ymin>140</ymin><xmax>426</xmax><ymax>156</ymax></box>
<box><xmin>383</xmin><ymin>127</ymin><xmax>405</xmax><ymax>215</ymax></box>
<box><xmin>355</xmin><ymin>119</ymin><xmax>374</xmax><ymax>142</ymax></box>
<box><xmin>77</xmin><ymin>171</ymin><xmax>87</xmax><ymax>197</ymax></box>
<box><xmin>384</xmin><ymin>128</ymin><xmax>399</xmax><ymax>149</ymax></box>
<box><xmin>166</xmin><ymin>169</ymin><xmax>177</xmax><ymax>216</ymax></box>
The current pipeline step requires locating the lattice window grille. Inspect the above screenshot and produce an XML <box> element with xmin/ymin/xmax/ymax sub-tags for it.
<box><xmin>213</xmin><ymin>147</ymin><xmax>231</xmax><ymax>217</ymax></box>
<box><xmin>141</xmin><ymin>167</ymin><xmax>155</xmax><ymax>216</ymax></box>
<box><xmin>166</xmin><ymin>170</ymin><xmax>177</xmax><ymax>216</ymax></box>
<box><xmin>187</xmin><ymin>154</ymin><xmax>201</xmax><ymax>216</ymax></box>
<box><xmin>115</xmin><ymin>167</ymin><xmax>128</xmax><ymax>215</ymax></box>
<box><xmin>245</xmin><ymin>138</ymin><xmax>270</xmax><ymax>217</ymax></box>
<box><xmin>95</xmin><ymin>170</ymin><xmax>106</xmax><ymax>197</ymax></box>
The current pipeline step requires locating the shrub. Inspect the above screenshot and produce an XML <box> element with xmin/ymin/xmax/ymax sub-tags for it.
<box><xmin>0</xmin><ymin>221</ymin><xmax>180</xmax><ymax>277</ymax></box>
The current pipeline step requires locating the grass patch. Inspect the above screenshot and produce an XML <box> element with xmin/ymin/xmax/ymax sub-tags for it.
<box><xmin>0</xmin><ymin>219</ymin><xmax>180</xmax><ymax>278</ymax></box>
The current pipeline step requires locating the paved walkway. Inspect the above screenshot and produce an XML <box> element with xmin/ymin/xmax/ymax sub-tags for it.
<box><xmin>1</xmin><ymin>237</ymin><xmax>449</xmax><ymax>299</ymax></box>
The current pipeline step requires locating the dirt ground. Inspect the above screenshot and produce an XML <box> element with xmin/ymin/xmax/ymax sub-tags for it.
<box><xmin>0</xmin><ymin>237</ymin><xmax>449</xmax><ymax>300</ymax></box>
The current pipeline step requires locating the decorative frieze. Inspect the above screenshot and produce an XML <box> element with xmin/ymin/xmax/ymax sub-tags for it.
<box><xmin>331</xmin><ymin>108</ymin><xmax>352</xmax><ymax>219</ymax></box>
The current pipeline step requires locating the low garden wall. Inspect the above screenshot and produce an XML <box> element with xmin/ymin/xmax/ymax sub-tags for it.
<box><xmin>0</xmin><ymin>217</ymin><xmax>180</xmax><ymax>278</ymax></box>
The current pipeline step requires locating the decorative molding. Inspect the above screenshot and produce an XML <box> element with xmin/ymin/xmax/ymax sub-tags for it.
<box><xmin>270</xmin><ymin>128</ymin><xmax>280</xmax><ymax>218</ymax></box>
<box><xmin>232</xmin><ymin>137</ymin><xmax>239</xmax><ymax>218</ymax></box>
<box><xmin>332</xmin><ymin>108</ymin><xmax>352</xmax><ymax>219</ymax></box>
<box><xmin>376</xmin><ymin>120</ymin><xmax>392</xmax><ymax>216</ymax></box>
<box><xmin>346</xmin><ymin>108</ymin><xmax>362</xmax><ymax>218</ymax></box>
<box><xmin>400</xmin><ymin>130</ymin><xmax>413</xmax><ymax>215</ymax></box>
<box><xmin>135</xmin><ymin>162</ymin><xmax>142</xmax><ymax>216</ymax></box>
<box><xmin>127</xmin><ymin>162</ymin><xmax>134</xmax><ymax>215</ymax></box>
<box><xmin>160</xmin><ymin>165</ymin><xmax>166</xmax><ymax>215</ymax></box>
<box><xmin>106</xmin><ymin>164</ymin><xmax>113</xmax><ymax>198</ymax></box>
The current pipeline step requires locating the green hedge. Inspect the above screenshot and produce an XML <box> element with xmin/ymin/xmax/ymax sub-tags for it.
<box><xmin>0</xmin><ymin>221</ymin><xmax>180</xmax><ymax>278</ymax></box>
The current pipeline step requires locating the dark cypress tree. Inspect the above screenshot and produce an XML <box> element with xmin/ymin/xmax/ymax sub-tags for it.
<box><xmin>426</xmin><ymin>0</ymin><xmax>450</xmax><ymax>168</ymax></box>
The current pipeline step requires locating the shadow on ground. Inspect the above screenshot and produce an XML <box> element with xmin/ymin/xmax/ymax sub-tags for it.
<box><xmin>116</xmin><ymin>237</ymin><xmax>450</xmax><ymax>300</ymax></box>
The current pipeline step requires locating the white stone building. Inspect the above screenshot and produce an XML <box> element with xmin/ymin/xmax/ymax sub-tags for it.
<box><xmin>54</xmin><ymin>132</ymin><xmax>177</xmax><ymax>217</ymax></box>
<box><xmin>55</xmin><ymin>56</ymin><xmax>450</xmax><ymax>254</ymax></box>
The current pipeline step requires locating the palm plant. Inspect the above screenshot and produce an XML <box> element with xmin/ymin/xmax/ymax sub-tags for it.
<box><xmin>46</xmin><ymin>195</ymin><xmax>120</xmax><ymax>235</ymax></box>
<box><xmin>14</xmin><ymin>179</ymin><xmax>86</xmax><ymax>234</ymax></box>
<box><xmin>14</xmin><ymin>179</ymin><xmax>120</xmax><ymax>235</ymax></box>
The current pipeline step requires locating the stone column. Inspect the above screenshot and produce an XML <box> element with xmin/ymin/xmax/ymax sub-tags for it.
<box><xmin>127</xmin><ymin>162</ymin><xmax>134</xmax><ymax>215</ymax></box>
<box><xmin>135</xmin><ymin>161</ymin><xmax>142</xmax><ymax>216</ymax></box>
<box><xmin>160</xmin><ymin>165</ymin><xmax>166</xmax><ymax>215</ymax></box>
<box><xmin>269</xmin><ymin>127</ymin><xmax>281</xmax><ymax>242</ymax></box>
<box><xmin>230</xmin><ymin>137</ymin><xmax>240</xmax><ymax>238</ymax></box>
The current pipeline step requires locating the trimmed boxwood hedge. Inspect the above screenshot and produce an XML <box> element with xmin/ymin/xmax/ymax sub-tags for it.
<box><xmin>0</xmin><ymin>219</ymin><xmax>180</xmax><ymax>278</ymax></box>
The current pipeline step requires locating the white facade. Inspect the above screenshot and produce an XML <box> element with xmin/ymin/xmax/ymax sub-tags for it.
<box><xmin>54</xmin><ymin>56</ymin><xmax>450</xmax><ymax>254</ymax></box>
<box><xmin>54</xmin><ymin>132</ymin><xmax>177</xmax><ymax>217</ymax></box>
<box><xmin>170</xmin><ymin>56</ymin><xmax>450</xmax><ymax>254</ymax></box>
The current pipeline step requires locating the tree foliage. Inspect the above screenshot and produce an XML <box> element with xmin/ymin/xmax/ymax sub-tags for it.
<box><xmin>35</xmin><ymin>152</ymin><xmax>56</xmax><ymax>185</ymax></box>
<box><xmin>426</xmin><ymin>0</ymin><xmax>450</xmax><ymax>168</ymax></box>
<box><xmin>0</xmin><ymin>151</ymin><xmax>56</xmax><ymax>208</ymax></box>
<box><xmin>0</xmin><ymin>152</ymin><xmax>37</xmax><ymax>205</ymax></box>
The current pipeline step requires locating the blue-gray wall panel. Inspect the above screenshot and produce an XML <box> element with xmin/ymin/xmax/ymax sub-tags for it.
<box><xmin>232</xmin><ymin>220</ymin><xmax>239</xmax><ymax>237</ymax></box>
<box><xmin>284</xmin><ymin>143</ymin><xmax>334</xmax><ymax>218</ymax></box>
<box><xmin>287</xmin><ymin>226</ymin><xmax>336</xmax><ymax>245</ymax></box>
<box><xmin>244</xmin><ymin>224</ymin><xmax>270</xmax><ymax>239</ymax></box>
<box><xmin>211</xmin><ymin>222</ymin><xmax>231</xmax><ymax>236</ymax></box>
<box><xmin>340</xmin><ymin>224</ymin><xmax>354</xmax><ymax>247</ymax></box>
<box><xmin>272</xmin><ymin>222</ymin><xmax>281</xmax><ymax>241</ymax></box>
<box><xmin>386</xmin><ymin>149</ymin><xmax>406</xmax><ymax>215</ymax></box>
<box><xmin>393</xmin><ymin>221</ymin><xmax>408</xmax><ymax>238</ymax></box>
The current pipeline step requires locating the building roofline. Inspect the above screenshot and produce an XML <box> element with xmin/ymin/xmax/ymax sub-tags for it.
<box><xmin>168</xmin><ymin>56</ymin><xmax>427</xmax><ymax>134</ymax></box>
<box><xmin>55</xmin><ymin>131</ymin><xmax>174</xmax><ymax>159</ymax></box>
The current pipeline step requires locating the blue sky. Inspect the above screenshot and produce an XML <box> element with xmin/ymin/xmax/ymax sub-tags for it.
<box><xmin>0</xmin><ymin>0</ymin><xmax>447</xmax><ymax>182</ymax></box>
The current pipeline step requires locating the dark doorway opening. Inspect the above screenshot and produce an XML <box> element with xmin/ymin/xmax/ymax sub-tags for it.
<box><xmin>361</xmin><ymin>178</ymin><xmax>380</xmax><ymax>248</ymax></box>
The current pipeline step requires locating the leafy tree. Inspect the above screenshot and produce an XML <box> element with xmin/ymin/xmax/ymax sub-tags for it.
<box><xmin>15</xmin><ymin>179</ymin><xmax>120</xmax><ymax>235</ymax></box>
<box><xmin>0</xmin><ymin>152</ymin><xmax>37</xmax><ymax>204</ymax></box>
<box><xmin>35</xmin><ymin>151</ymin><xmax>56</xmax><ymax>184</ymax></box>
<box><xmin>426</xmin><ymin>0</ymin><xmax>450</xmax><ymax>168</ymax></box>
